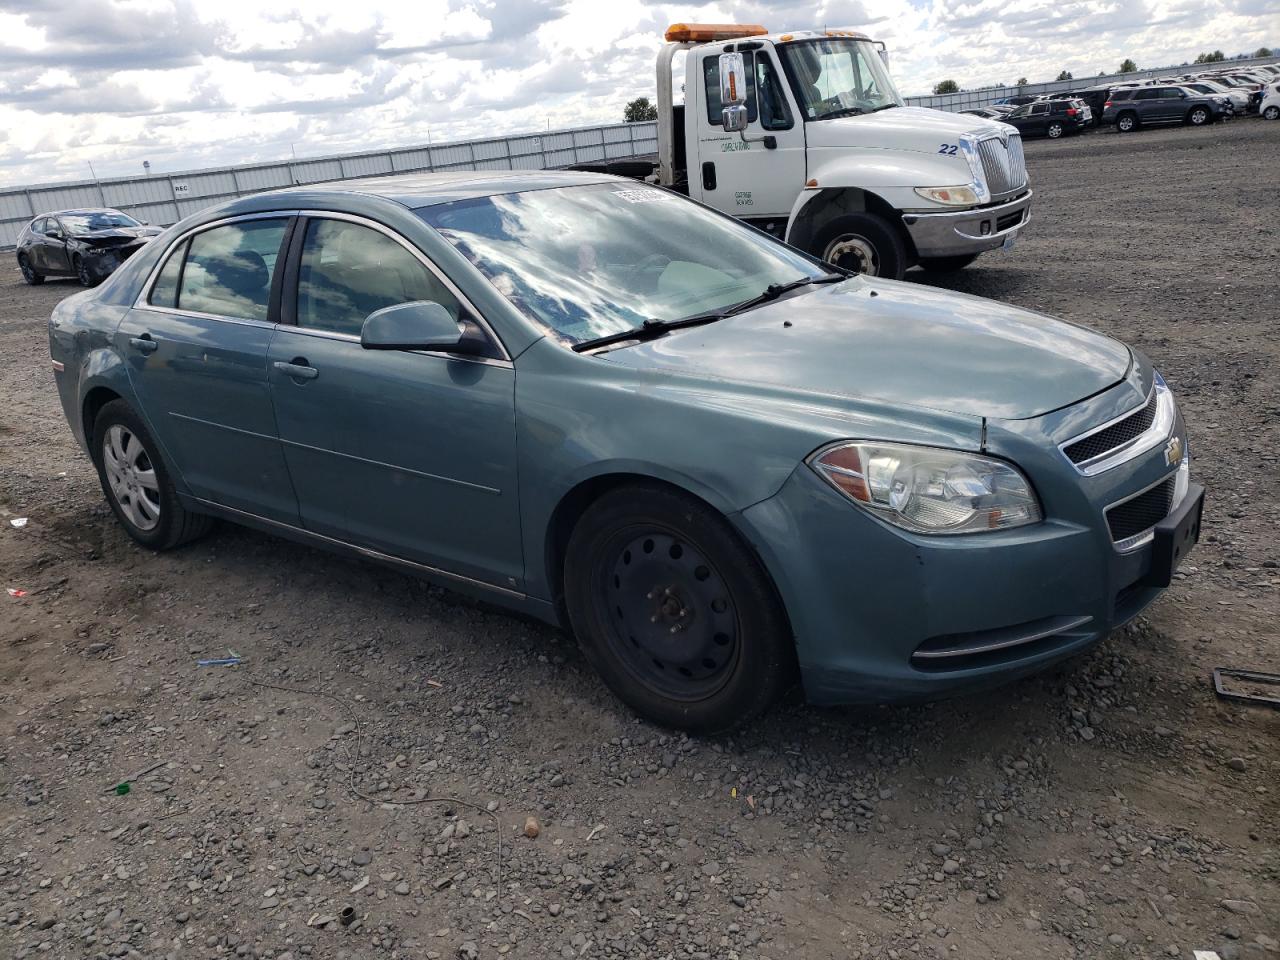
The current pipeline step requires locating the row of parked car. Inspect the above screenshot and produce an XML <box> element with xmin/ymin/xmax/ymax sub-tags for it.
<box><xmin>962</xmin><ymin>63</ymin><xmax>1280</xmax><ymax>137</ymax></box>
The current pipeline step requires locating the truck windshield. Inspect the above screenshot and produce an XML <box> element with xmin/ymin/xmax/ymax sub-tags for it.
<box><xmin>418</xmin><ymin>182</ymin><xmax>825</xmax><ymax>348</ymax></box>
<box><xmin>779</xmin><ymin>38</ymin><xmax>903</xmax><ymax>120</ymax></box>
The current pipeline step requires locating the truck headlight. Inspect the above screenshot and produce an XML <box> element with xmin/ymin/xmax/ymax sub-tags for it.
<box><xmin>913</xmin><ymin>185</ymin><xmax>981</xmax><ymax>206</ymax></box>
<box><xmin>808</xmin><ymin>441</ymin><xmax>1042</xmax><ymax>534</ymax></box>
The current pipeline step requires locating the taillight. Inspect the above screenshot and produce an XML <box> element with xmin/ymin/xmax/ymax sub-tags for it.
<box><xmin>1066</xmin><ymin>107</ymin><xmax>1077</xmax><ymax>116</ymax></box>
<box><xmin>1104</xmin><ymin>100</ymin><xmax>1112</xmax><ymax>108</ymax></box>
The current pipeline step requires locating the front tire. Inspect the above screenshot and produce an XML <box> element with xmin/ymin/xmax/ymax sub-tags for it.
<box><xmin>563</xmin><ymin>484</ymin><xmax>795</xmax><ymax>733</ymax></box>
<box><xmin>74</xmin><ymin>255</ymin><xmax>97</xmax><ymax>287</ymax></box>
<box><xmin>1264</xmin><ymin>105</ymin><xmax>1280</xmax><ymax>121</ymax></box>
<box><xmin>92</xmin><ymin>399</ymin><xmax>213</xmax><ymax>550</ymax></box>
<box><xmin>1116</xmin><ymin>112</ymin><xmax>1138</xmax><ymax>133</ymax></box>
<box><xmin>17</xmin><ymin>255</ymin><xmax>44</xmax><ymax>285</ymax></box>
<box><xmin>1186</xmin><ymin>106</ymin><xmax>1210</xmax><ymax>126</ymax></box>
<box><xmin>811</xmin><ymin>212</ymin><xmax>907</xmax><ymax>281</ymax></box>
<box><xmin>916</xmin><ymin>253</ymin><xmax>979</xmax><ymax>272</ymax></box>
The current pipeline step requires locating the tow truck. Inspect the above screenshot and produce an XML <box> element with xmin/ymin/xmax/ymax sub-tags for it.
<box><xmin>592</xmin><ymin>24</ymin><xmax>1034</xmax><ymax>279</ymax></box>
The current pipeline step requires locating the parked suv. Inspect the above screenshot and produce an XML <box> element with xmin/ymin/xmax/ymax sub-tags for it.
<box><xmin>1002</xmin><ymin>98</ymin><xmax>1090</xmax><ymax>138</ymax></box>
<box><xmin>1103</xmin><ymin>85</ymin><xmax>1230</xmax><ymax>132</ymax></box>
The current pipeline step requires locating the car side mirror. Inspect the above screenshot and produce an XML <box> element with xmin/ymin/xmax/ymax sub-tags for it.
<box><xmin>360</xmin><ymin>300</ymin><xmax>485</xmax><ymax>355</ymax></box>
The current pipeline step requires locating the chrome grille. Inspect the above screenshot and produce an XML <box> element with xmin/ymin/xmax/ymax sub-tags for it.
<box><xmin>1063</xmin><ymin>388</ymin><xmax>1159</xmax><ymax>465</ymax></box>
<box><xmin>977</xmin><ymin>134</ymin><xmax>1027</xmax><ymax>198</ymax></box>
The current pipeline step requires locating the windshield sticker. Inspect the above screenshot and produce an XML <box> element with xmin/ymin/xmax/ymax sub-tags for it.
<box><xmin>612</xmin><ymin>189</ymin><xmax>671</xmax><ymax>204</ymax></box>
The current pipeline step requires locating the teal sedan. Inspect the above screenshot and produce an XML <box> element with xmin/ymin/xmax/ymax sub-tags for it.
<box><xmin>48</xmin><ymin>171</ymin><xmax>1204</xmax><ymax>732</ymax></box>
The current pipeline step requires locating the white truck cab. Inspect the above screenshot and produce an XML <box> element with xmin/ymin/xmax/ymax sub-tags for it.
<box><xmin>652</xmin><ymin>24</ymin><xmax>1033</xmax><ymax>279</ymax></box>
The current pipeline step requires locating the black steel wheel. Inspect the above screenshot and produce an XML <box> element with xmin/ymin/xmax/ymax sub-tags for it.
<box><xmin>18</xmin><ymin>255</ymin><xmax>44</xmax><ymax>285</ymax></box>
<box><xmin>564</xmin><ymin>484</ymin><xmax>794</xmax><ymax>732</ymax></box>
<box><xmin>811</xmin><ymin>212</ymin><xmax>907</xmax><ymax>280</ymax></box>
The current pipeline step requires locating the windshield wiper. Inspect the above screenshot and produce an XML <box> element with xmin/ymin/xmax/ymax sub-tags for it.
<box><xmin>571</xmin><ymin>274</ymin><xmax>845</xmax><ymax>354</ymax></box>
<box><xmin>820</xmin><ymin>106</ymin><xmax>865</xmax><ymax>120</ymax></box>
<box><xmin>868</xmin><ymin>103</ymin><xmax>899</xmax><ymax>113</ymax></box>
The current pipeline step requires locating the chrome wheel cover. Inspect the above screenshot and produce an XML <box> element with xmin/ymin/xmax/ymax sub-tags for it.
<box><xmin>823</xmin><ymin>234</ymin><xmax>879</xmax><ymax>276</ymax></box>
<box><xmin>102</xmin><ymin>424</ymin><xmax>161</xmax><ymax>531</ymax></box>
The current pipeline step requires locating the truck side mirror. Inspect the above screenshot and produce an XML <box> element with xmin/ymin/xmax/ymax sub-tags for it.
<box><xmin>875</xmin><ymin>41</ymin><xmax>890</xmax><ymax>68</ymax></box>
<box><xmin>722</xmin><ymin>105</ymin><xmax>749</xmax><ymax>132</ymax></box>
<box><xmin>719</xmin><ymin>52</ymin><xmax>747</xmax><ymax>107</ymax></box>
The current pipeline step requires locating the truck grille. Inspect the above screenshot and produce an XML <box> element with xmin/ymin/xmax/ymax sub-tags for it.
<box><xmin>1107</xmin><ymin>476</ymin><xmax>1175</xmax><ymax>543</ymax></box>
<box><xmin>977</xmin><ymin>135</ymin><xmax>1027</xmax><ymax>198</ymax></box>
<box><xmin>1063</xmin><ymin>389</ymin><xmax>1158</xmax><ymax>465</ymax></box>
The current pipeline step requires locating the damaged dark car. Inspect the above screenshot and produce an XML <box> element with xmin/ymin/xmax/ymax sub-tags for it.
<box><xmin>16</xmin><ymin>209</ymin><xmax>162</xmax><ymax>287</ymax></box>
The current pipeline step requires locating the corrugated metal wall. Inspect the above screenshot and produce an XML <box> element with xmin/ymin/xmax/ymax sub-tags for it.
<box><xmin>1</xmin><ymin>121</ymin><xmax>659</xmax><ymax>249</ymax></box>
<box><xmin>905</xmin><ymin>55</ymin><xmax>1279</xmax><ymax>112</ymax></box>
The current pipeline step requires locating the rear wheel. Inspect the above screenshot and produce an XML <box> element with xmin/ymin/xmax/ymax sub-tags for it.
<box><xmin>811</xmin><ymin>212</ymin><xmax>906</xmax><ymax>281</ymax></box>
<box><xmin>17</xmin><ymin>255</ymin><xmax>44</xmax><ymax>285</ymax></box>
<box><xmin>1046</xmin><ymin>121</ymin><xmax>1064</xmax><ymax>138</ymax></box>
<box><xmin>1186</xmin><ymin>106</ymin><xmax>1210</xmax><ymax>126</ymax></box>
<box><xmin>563</xmin><ymin>484</ymin><xmax>794</xmax><ymax>733</ymax></box>
<box><xmin>1116</xmin><ymin>112</ymin><xmax>1138</xmax><ymax>133</ymax></box>
<box><xmin>92</xmin><ymin>399</ymin><xmax>213</xmax><ymax>550</ymax></box>
<box><xmin>916</xmin><ymin>253</ymin><xmax>979</xmax><ymax>273</ymax></box>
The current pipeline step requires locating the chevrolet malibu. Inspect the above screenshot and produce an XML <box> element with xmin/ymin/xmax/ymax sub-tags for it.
<box><xmin>48</xmin><ymin>171</ymin><xmax>1204</xmax><ymax>732</ymax></box>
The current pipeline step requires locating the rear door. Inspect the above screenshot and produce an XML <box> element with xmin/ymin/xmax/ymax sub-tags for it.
<box><xmin>1131</xmin><ymin>88</ymin><xmax>1161</xmax><ymax>121</ymax></box>
<box><xmin>117</xmin><ymin>215</ymin><xmax>300</xmax><ymax>523</ymax></box>
<box><xmin>266</xmin><ymin>214</ymin><xmax>523</xmax><ymax>590</ymax></box>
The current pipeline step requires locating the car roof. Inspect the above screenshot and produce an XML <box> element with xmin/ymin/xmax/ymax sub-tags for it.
<box><xmin>273</xmin><ymin>169</ymin><xmax>621</xmax><ymax>209</ymax></box>
<box><xmin>40</xmin><ymin>208</ymin><xmax>122</xmax><ymax>217</ymax></box>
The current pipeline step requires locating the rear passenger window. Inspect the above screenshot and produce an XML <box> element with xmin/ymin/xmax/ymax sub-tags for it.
<box><xmin>177</xmin><ymin>219</ymin><xmax>288</xmax><ymax>322</ymax></box>
<box><xmin>296</xmin><ymin>219</ymin><xmax>463</xmax><ymax>336</ymax></box>
<box><xmin>149</xmin><ymin>239</ymin><xmax>188</xmax><ymax>309</ymax></box>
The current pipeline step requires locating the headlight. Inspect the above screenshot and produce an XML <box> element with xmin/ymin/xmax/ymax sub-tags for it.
<box><xmin>913</xmin><ymin>185</ymin><xmax>981</xmax><ymax>206</ymax></box>
<box><xmin>808</xmin><ymin>441</ymin><xmax>1042</xmax><ymax>534</ymax></box>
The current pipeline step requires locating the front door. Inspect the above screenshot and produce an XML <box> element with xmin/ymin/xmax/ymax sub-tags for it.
<box><xmin>117</xmin><ymin>215</ymin><xmax>300</xmax><ymax>523</ymax></box>
<box><xmin>691</xmin><ymin>49</ymin><xmax>807</xmax><ymax>220</ymax></box>
<box><xmin>267</xmin><ymin>215</ymin><xmax>523</xmax><ymax>591</ymax></box>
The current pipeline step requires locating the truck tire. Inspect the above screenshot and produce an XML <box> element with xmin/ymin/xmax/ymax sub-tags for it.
<box><xmin>916</xmin><ymin>254</ymin><xmax>979</xmax><ymax>273</ymax></box>
<box><xmin>811</xmin><ymin>213</ymin><xmax>906</xmax><ymax>280</ymax></box>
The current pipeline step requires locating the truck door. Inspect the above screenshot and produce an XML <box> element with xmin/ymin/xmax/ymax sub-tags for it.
<box><xmin>690</xmin><ymin>48</ymin><xmax>806</xmax><ymax>224</ymax></box>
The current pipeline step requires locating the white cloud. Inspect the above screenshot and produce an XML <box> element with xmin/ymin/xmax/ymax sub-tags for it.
<box><xmin>0</xmin><ymin>0</ymin><xmax>1273</xmax><ymax>184</ymax></box>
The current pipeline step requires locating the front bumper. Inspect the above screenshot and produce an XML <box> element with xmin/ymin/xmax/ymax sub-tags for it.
<box><xmin>901</xmin><ymin>190</ymin><xmax>1032</xmax><ymax>259</ymax></box>
<box><xmin>735</xmin><ymin>370</ymin><xmax>1201</xmax><ymax>706</ymax></box>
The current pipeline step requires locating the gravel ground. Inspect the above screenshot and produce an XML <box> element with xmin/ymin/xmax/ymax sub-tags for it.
<box><xmin>2</xmin><ymin>118</ymin><xmax>1278</xmax><ymax>960</ymax></box>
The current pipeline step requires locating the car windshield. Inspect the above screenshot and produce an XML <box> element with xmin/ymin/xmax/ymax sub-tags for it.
<box><xmin>778</xmin><ymin>38</ymin><xmax>903</xmax><ymax>119</ymax></box>
<box><xmin>418</xmin><ymin>182</ymin><xmax>826</xmax><ymax>348</ymax></box>
<box><xmin>60</xmin><ymin>211</ymin><xmax>140</xmax><ymax>235</ymax></box>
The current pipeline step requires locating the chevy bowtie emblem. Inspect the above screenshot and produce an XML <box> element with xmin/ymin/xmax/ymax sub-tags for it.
<box><xmin>1164</xmin><ymin>436</ymin><xmax>1184</xmax><ymax>467</ymax></box>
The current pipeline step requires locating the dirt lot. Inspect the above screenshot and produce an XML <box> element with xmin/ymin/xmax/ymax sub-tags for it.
<box><xmin>2</xmin><ymin>119</ymin><xmax>1278</xmax><ymax>960</ymax></box>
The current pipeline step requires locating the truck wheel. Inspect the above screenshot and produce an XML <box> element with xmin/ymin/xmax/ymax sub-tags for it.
<box><xmin>917</xmin><ymin>254</ymin><xmax>979</xmax><ymax>273</ymax></box>
<box><xmin>1186</xmin><ymin>106</ymin><xmax>1209</xmax><ymax>126</ymax></box>
<box><xmin>812</xmin><ymin>213</ymin><xmax>906</xmax><ymax>280</ymax></box>
<box><xmin>1116</xmin><ymin>112</ymin><xmax>1138</xmax><ymax>133</ymax></box>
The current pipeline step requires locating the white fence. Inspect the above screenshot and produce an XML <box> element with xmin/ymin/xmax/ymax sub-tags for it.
<box><xmin>905</xmin><ymin>55</ymin><xmax>1279</xmax><ymax>112</ymax></box>
<box><xmin>0</xmin><ymin>121</ymin><xmax>658</xmax><ymax>249</ymax></box>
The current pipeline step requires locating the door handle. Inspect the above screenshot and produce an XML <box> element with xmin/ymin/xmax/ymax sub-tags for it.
<box><xmin>129</xmin><ymin>335</ymin><xmax>158</xmax><ymax>355</ymax></box>
<box><xmin>274</xmin><ymin>358</ymin><xmax>318</xmax><ymax>381</ymax></box>
<box><xmin>702</xmin><ymin>161</ymin><xmax>717</xmax><ymax>191</ymax></box>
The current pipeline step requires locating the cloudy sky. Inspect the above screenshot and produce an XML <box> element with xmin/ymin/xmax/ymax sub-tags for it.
<box><xmin>0</xmin><ymin>0</ymin><xmax>1274</xmax><ymax>186</ymax></box>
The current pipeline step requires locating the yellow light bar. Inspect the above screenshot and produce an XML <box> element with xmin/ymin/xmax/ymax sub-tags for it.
<box><xmin>824</xmin><ymin>28</ymin><xmax>869</xmax><ymax>39</ymax></box>
<box><xmin>664</xmin><ymin>23</ymin><xmax>768</xmax><ymax>43</ymax></box>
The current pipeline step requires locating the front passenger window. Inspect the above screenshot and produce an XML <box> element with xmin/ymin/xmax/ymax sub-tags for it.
<box><xmin>296</xmin><ymin>219</ymin><xmax>464</xmax><ymax>336</ymax></box>
<box><xmin>178</xmin><ymin>219</ymin><xmax>288</xmax><ymax>322</ymax></box>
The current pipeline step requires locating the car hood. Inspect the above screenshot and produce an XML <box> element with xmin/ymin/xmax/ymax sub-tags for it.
<box><xmin>805</xmin><ymin>105</ymin><xmax>1012</xmax><ymax>153</ymax></box>
<box><xmin>75</xmin><ymin>227</ymin><xmax>163</xmax><ymax>246</ymax></box>
<box><xmin>598</xmin><ymin>278</ymin><xmax>1131</xmax><ymax>421</ymax></box>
